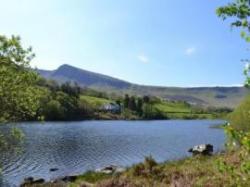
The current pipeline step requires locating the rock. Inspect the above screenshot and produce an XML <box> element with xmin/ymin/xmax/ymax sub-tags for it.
<box><xmin>24</xmin><ymin>177</ymin><xmax>34</xmax><ymax>183</ymax></box>
<box><xmin>20</xmin><ymin>177</ymin><xmax>45</xmax><ymax>187</ymax></box>
<box><xmin>96</xmin><ymin>165</ymin><xmax>125</xmax><ymax>174</ymax></box>
<box><xmin>50</xmin><ymin>175</ymin><xmax>79</xmax><ymax>184</ymax></box>
<box><xmin>50</xmin><ymin>168</ymin><xmax>59</xmax><ymax>172</ymax></box>
<box><xmin>60</xmin><ymin>175</ymin><xmax>78</xmax><ymax>182</ymax></box>
<box><xmin>115</xmin><ymin>166</ymin><xmax>126</xmax><ymax>173</ymax></box>
<box><xmin>188</xmin><ymin>144</ymin><xmax>213</xmax><ymax>156</ymax></box>
<box><xmin>33</xmin><ymin>178</ymin><xmax>45</xmax><ymax>184</ymax></box>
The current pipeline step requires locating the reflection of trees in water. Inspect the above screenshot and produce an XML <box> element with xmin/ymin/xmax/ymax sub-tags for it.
<box><xmin>0</xmin><ymin>127</ymin><xmax>24</xmax><ymax>187</ymax></box>
<box><xmin>0</xmin><ymin>127</ymin><xmax>24</xmax><ymax>154</ymax></box>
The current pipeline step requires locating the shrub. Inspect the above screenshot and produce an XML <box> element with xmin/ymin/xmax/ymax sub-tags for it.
<box><xmin>131</xmin><ymin>156</ymin><xmax>158</xmax><ymax>177</ymax></box>
<box><xmin>228</xmin><ymin>95</ymin><xmax>250</xmax><ymax>131</ymax></box>
<box><xmin>216</xmin><ymin>127</ymin><xmax>250</xmax><ymax>186</ymax></box>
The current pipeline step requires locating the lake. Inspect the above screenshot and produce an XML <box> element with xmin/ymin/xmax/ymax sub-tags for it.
<box><xmin>0</xmin><ymin>120</ymin><xmax>225</xmax><ymax>187</ymax></box>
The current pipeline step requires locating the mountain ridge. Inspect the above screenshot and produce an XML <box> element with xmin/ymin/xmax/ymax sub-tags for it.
<box><xmin>37</xmin><ymin>64</ymin><xmax>249</xmax><ymax>108</ymax></box>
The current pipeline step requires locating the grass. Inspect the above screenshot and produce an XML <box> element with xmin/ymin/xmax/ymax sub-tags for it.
<box><xmin>153</xmin><ymin>100</ymin><xmax>217</xmax><ymax>119</ymax></box>
<box><xmin>68</xmin><ymin>149</ymin><xmax>248</xmax><ymax>187</ymax></box>
<box><xmin>79</xmin><ymin>95</ymin><xmax>226</xmax><ymax>120</ymax></box>
<box><xmin>154</xmin><ymin>101</ymin><xmax>191</xmax><ymax>113</ymax></box>
<box><xmin>80</xmin><ymin>95</ymin><xmax>111</xmax><ymax>108</ymax></box>
<box><xmin>68</xmin><ymin>171</ymin><xmax>112</xmax><ymax>187</ymax></box>
<box><xmin>21</xmin><ymin>146</ymin><xmax>248</xmax><ymax>187</ymax></box>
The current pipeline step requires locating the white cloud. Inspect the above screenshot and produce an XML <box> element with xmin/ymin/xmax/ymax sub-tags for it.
<box><xmin>185</xmin><ymin>47</ymin><xmax>196</xmax><ymax>56</ymax></box>
<box><xmin>137</xmin><ymin>54</ymin><xmax>149</xmax><ymax>63</ymax></box>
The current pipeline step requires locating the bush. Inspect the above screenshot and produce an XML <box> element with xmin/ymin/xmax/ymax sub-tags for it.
<box><xmin>131</xmin><ymin>156</ymin><xmax>158</xmax><ymax>177</ymax></box>
<box><xmin>216</xmin><ymin>127</ymin><xmax>250</xmax><ymax>186</ymax></box>
<box><xmin>228</xmin><ymin>95</ymin><xmax>250</xmax><ymax>131</ymax></box>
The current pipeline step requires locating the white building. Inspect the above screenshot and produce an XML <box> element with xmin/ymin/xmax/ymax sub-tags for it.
<box><xmin>100</xmin><ymin>103</ymin><xmax>121</xmax><ymax>113</ymax></box>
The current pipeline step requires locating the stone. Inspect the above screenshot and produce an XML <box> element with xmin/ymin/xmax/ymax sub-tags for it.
<box><xmin>20</xmin><ymin>177</ymin><xmax>45</xmax><ymax>187</ymax></box>
<box><xmin>60</xmin><ymin>175</ymin><xmax>78</xmax><ymax>182</ymax></box>
<box><xmin>96</xmin><ymin>165</ymin><xmax>125</xmax><ymax>174</ymax></box>
<box><xmin>188</xmin><ymin>144</ymin><xmax>213</xmax><ymax>156</ymax></box>
<box><xmin>50</xmin><ymin>168</ymin><xmax>59</xmax><ymax>172</ymax></box>
<box><xmin>24</xmin><ymin>177</ymin><xmax>34</xmax><ymax>183</ymax></box>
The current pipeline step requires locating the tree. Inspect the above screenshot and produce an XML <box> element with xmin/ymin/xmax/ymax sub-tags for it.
<box><xmin>128</xmin><ymin>96</ymin><xmax>137</xmax><ymax>111</ymax></box>
<box><xmin>124</xmin><ymin>94</ymin><xmax>130</xmax><ymax>108</ymax></box>
<box><xmin>217</xmin><ymin>0</ymin><xmax>250</xmax><ymax>43</ymax></box>
<box><xmin>0</xmin><ymin>35</ymin><xmax>43</xmax><ymax>151</ymax></box>
<box><xmin>56</xmin><ymin>91</ymin><xmax>79</xmax><ymax>120</ymax></box>
<box><xmin>217</xmin><ymin>0</ymin><xmax>250</xmax><ymax>86</ymax></box>
<box><xmin>61</xmin><ymin>81</ymin><xmax>81</xmax><ymax>98</ymax></box>
<box><xmin>143</xmin><ymin>96</ymin><xmax>150</xmax><ymax>103</ymax></box>
<box><xmin>0</xmin><ymin>35</ymin><xmax>42</xmax><ymax>122</ymax></box>
<box><xmin>43</xmin><ymin>100</ymin><xmax>65</xmax><ymax>121</ymax></box>
<box><xmin>142</xmin><ymin>103</ymin><xmax>152</xmax><ymax>119</ymax></box>
<box><xmin>217</xmin><ymin>3</ymin><xmax>250</xmax><ymax>184</ymax></box>
<box><xmin>229</xmin><ymin>95</ymin><xmax>250</xmax><ymax>131</ymax></box>
<box><xmin>136</xmin><ymin>97</ymin><xmax>143</xmax><ymax>116</ymax></box>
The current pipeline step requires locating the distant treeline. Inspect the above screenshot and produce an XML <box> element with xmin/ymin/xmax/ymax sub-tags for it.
<box><xmin>35</xmin><ymin>78</ymin><xmax>168</xmax><ymax>121</ymax></box>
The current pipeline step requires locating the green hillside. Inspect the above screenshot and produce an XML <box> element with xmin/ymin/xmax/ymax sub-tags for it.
<box><xmin>78</xmin><ymin>94</ymin><xmax>225</xmax><ymax>120</ymax></box>
<box><xmin>80</xmin><ymin>95</ymin><xmax>111</xmax><ymax>108</ymax></box>
<box><xmin>37</xmin><ymin>64</ymin><xmax>249</xmax><ymax>108</ymax></box>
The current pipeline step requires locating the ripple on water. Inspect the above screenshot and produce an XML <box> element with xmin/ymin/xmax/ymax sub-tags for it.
<box><xmin>0</xmin><ymin>120</ymin><xmax>226</xmax><ymax>186</ymax></box>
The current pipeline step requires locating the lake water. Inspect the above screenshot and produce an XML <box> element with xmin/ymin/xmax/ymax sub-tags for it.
<box><xmin>0</xmin><ymin>120</ymin><xmax>226</xmax><ymax>187</ymax></box>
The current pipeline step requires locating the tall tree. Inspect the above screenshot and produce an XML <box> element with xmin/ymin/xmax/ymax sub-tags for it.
<box><xmin>137</xmin><ymin>97</ymin><xmax>143</xmax><ymax>115</ymax></box>
<box><xmin>128</xmin><ymin>96</ymin><xmax>137</xmax><ymax>111</ymax></box>
<box><xmin>143</xmin><ymin>96</ymin><xmax>150</xmax><ymax>103</ymax></box>
<box><xmin>0</xmin><ymin>35</ymin><xmax>43</xmax><ymax>122</ymax></box>
<box><xmin>124</xmin><ymin>94</ymin><xmax>130</xmax><ymax>108</ymax></box>
<box><xmin>61</xmin><ymin>81</ymin><xmax>81</xmax><ymax>98</ymax></box>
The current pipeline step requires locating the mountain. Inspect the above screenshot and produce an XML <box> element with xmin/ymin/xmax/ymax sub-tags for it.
<box><xmin>37</xmin><ymin>64</ymin><xmax>132</xmax><ymax>89</ymax></box>
<box><xmin>37</xmin><ymin>64</ymin><xmax>249</xmax><ymax>108</ymax></box>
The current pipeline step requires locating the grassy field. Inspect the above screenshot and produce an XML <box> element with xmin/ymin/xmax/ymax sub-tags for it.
<box><xmin>80</xmin><ymin>95</ymin><xmax>111</xmax><ymax>108</ymax></box>
<box><xmin>152</xmin><ymin>100</ymin><xmax>217</xmax><ymax>119</ymax></box>
<box><xmin>154</xmin><ymin>101</ymin><xmax>191</xmax><ymax>113</ymax></box>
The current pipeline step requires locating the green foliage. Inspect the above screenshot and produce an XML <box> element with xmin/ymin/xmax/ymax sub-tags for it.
<box><xmin>0</xmin><ymin>35</ymin><xmax>43</xmax><ymax>152</ymax></box>
<box><xmin>38</xmin><ymin>85</ymin><xmax>85</xmax><ymax>121</ymax></box>
<box><xmin>73</xmin><ymin>171</ymin><xmax>111</xmax><ymax>184</ymax></box>
<box><xmin>94</xmin><ymin>151</ymin><xmax>249</xmax><ymax>187</ymax></box>
<box><xmin>216</xmin><ymin>127</ymin><xmax>250</xmax><ymax>185</ymax></box>
<box><xmin>128</xmin><ymin>96</ymin><xmax>136</xmax><ymax>111</ymax></box>
<box><xmin>130</xmin><ymin>156</ymin><xmax>159</xmax><ymax>177</ymax></box>
<box><xmin>216</xmin><ymin>3</ymin><xmax>250</xmax><ymax>184</ymax></box>
<box><xmin>43</xmin><ymin>100</ymin><xmax>64</xmax><ymax>120</ymax></box>
<box><xmin>228</xmin><ymin>95</ymin><xmax>250</xmax><ymax>131</ymax></box>
<box><xmin>80</xmin><ymin>95</ymin><xmax>110</xmax><ymax>108</ymax></box>
<box><xmin>0</xmin><ymin>127</ymin><xmax>24</xmax><ymax>152</ymax></box>
<box><xmin>217</xmin><ymin>0</ymin><xmax>250</xmax><ymax>87</ymax></box>
<box><xmin>136</xmin><ymin>97</ymin><xmax>143</xmax><ymax>115</ymax></box>
<box><xmin>61</xmin><ymin>81</ymin><xmax>81</xmax><ymax>98</ymax></box>
<box><xmin>0</xmin><ymin>35</ymin><xmax>43</xmax><ymax>122</ymax></box>
<box><xmin>123</xmin><ymin>94</ymin><xmax>129</xmax><ymax>108</ymax></box>
<box><xmin>217</xmin><ymin>0</ymin><xmax>250</xmax><ymax>42</ymax></box>
<box><xmin>121</xmin><ymin>108</ymin><xmax>138</xmax><ymax>120</ymax></box>
<box><xmin>142</xmin><ymin>103</ymin><xmax>166</xmax><ymax>119</ymax></box>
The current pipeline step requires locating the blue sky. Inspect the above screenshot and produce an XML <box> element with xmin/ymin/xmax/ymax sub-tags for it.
<box><xmin>0</xmin><ymin>0</ymin><xmax>248</xmax><ymax>87</ymax></box>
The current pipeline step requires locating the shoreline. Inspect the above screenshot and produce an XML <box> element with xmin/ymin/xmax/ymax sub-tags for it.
<box><xmin>0</xmin><ymin>117</ymin><xmax>226</xmax><ymax>124</ymax></box>
<box><xmin>20</xmin><ymin>149</ymin><xmax>229</xmax><ymax>187</ymax></box>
